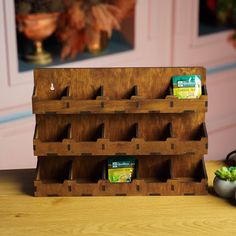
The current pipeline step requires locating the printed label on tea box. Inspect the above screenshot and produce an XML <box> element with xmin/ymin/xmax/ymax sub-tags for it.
<box><xmin>172</xmin><ymin>75</ymin><xmax>201</xmax><ymax>99</ymax></box>
<box><xmin>108</xmin><ymin>156</ymin><xmax>136</xmax><ymax>183</ymax></box>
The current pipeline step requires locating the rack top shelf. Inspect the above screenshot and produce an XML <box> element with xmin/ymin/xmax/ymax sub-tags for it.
<box><xmin>33</xmin><ymin>67</ymin><xmax>206</xmax><ymax>101</ymax></box>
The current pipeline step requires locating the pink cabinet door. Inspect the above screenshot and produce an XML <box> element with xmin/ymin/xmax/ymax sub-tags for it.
<box><xmin>172</xmin><ymin>0</ymin><xmax>236</xmax><ymax>67</ymax></box>
<box><xmin>172</xmin><ymin>0</ymin><xmax>236</xmax><ymax>160</ymax></box>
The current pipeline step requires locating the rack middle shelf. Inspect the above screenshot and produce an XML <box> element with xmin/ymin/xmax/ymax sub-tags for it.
<box><xmin>33</xmin><ymin>115</ymin><xmax>208</xmax><ymax>156</ymax></box>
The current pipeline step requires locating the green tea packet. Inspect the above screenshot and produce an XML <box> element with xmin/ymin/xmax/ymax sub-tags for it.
<box><xmin>107</xmin><ymin>156</ymin><xmax>136</xmax><ymax>183</ymax></box>
<box><xmin>172</xmin><ymin>75</ymin><xmax>201</xmax><ymax>99</ymax></box>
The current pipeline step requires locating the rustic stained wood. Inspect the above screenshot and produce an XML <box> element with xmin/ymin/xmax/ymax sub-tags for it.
<box><xmin>32</xmin><ymin>67</ymin><xmax>207</xmax><ymax>114</ymax></box>
<box><xmin>33</xmin><ymin>67</ymin><xmax>208</xmax><ymax>196</ymax></box>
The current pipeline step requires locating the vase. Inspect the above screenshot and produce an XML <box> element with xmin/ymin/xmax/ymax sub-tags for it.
<box><xmin>213</xmin><ymin>176</ymin><xmax>236</xmax><ymax>198</ymax></box>
<box><xmin>87</xmin><ymin>30</ymin><xmax>109</xmax><ymax>54</ymax></box>
<box><xmin>16</xmin><ymin>13</ymin><xmax>59</xmax><ymax>65</ymax></box>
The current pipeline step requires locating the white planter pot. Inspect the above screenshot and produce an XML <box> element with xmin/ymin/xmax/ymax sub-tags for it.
<box><xmin>213</xmin><ymin>176</ymin><xmax>236</xmax><ymax>198</ymax></box>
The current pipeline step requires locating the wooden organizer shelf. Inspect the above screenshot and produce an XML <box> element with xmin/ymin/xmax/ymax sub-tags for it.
<box><xmin>34</xmin><ymin>155</ymin><xmax>208</xmax><ymax>196</ymax></box>
<box><xmin>33</xmin><ymin>117</ymin><xmax>208</xmax><ymax>156</ymax></box>
<box><xmin>32</xmin><ymin>68</ymin><xmax>207</xmax><ymax>114</ymax></box>
<box><xmin>33</xmin><ymin>67</ymin><xmax>208</xmax><ymax>197</ymax></box>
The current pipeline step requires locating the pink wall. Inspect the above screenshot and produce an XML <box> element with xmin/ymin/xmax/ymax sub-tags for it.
<box><xmin>206</xmin><ymin>68</ymin><xmax>236</xmax><ymax>160</ymax></box>
<box><xmin>1</xmin><ymin>0</ymin><xmax>236</xmax><ymax>169</ymax></box>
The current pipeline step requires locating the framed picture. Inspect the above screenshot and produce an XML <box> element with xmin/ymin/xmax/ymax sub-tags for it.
<box><xmin>173</xmin><ymin>0</ymin><xmax>236</xmax><ymax>67</ymax></box>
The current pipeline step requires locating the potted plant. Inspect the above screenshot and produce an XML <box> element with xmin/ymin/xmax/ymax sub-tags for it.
<box><xmin>213</xmin><ymin>166</ymin><xmax>236</xmax><ymax>198</ymax></box>
<box><xmin>15</xmin><ymin>0</ymin><xmax>65</xmax><ymax>64</ymax></box>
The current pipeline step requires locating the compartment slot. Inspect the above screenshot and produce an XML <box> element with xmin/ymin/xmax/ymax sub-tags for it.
<box><xmin>108</xmin><ymin>123</ymin><xmax>138</xmax><ymax>141</ymax></box>
<box><xmin>130</xmin><ymin>85</ymin><xmax>140</xmax><ymax>99</ymax></box>
<box><xmin>35</xmin><ymin>84</ymin><xmax>71</xmax><ymax>100</ymax></box>
<box><xmin>170</xmin><ymin>156</ymin><xmax>207</xmax><ymax>182</ymax></box>
<box><xmin>141</xmin><ymin>122</ymin><xmax>174</xmax><ymax>141</ymax></box>
<box><xmin>38</xmin><ymin>123</ymin><xmax>72</xmax><ymax>142</ymax></box>
<box><xmin>137</xmin><ymin>80</ymin><xmax>170</xmax><ymax>99</ymax></box>
<box><xmin>74</xmin><ymin>85</ymin><xmax>106</xmax><ymax>100</ymax></box>
<box><xmin>75</xmin><ymin>123</ymin><xmax>105</xmax><ymax>141</ymax></box>
<box><xmin>124</xmin><ymin>86</ymin><xmax>138</xmax><ymax>99</ymax></box>
<box><xmin>57</xmin><ymin>115</ymin><xmax>106</xmax><ymax>142</ymax></box>
<box><xmin>96</xmin><ymin>86</ymin><xmax>104</xmax><ymax>98</ymax></box>
<box><xmin>37</xmin><ymin>157</ymin><xmax>72</xmax><ymax>183</ymax></box>
<box><xmin>61</xmin><ymin>86</ymin><xmax>71</xmax><ymax>98</ymax></box>
<box><xmin>161</xmin><ymin>83</ymin><xmax>174</xmax><ymax>98</ymax></box>
<box><xmin>175</xmin><ymin>122</ymin><xmax>207</xmax><ymax>141</ymax></box>
<box><xmin>72</xmin><ymin>157</ymin><xmax>105</xmax><ymax>183</ymax></box>
<box><xmin>108</xmin><ymin>85</ymin><xmax>139</xmax><ymax>100</ymax></box>
<box><xmin>137</xmin><ymin>156</ymin><xmax>171</xmax><ymax>183</ymax></box>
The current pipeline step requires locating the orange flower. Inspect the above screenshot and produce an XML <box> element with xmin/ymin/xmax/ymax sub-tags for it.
<box><xmin>60</xmin><ymin>30</ymin><xmax>85</xmax><ymax>59</ymax></box>
<box><xmin>91</xmin><ymin>4</ymin><xmax>121</xmax><ymax>37</ymax></box>
<box><xmin>67</xmin><ymin>2</ymin><xmax>85</xmax><ymax>30</ymax></box>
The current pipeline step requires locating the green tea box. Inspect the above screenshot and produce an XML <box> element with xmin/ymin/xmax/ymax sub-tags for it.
<box><xmin>172</xmin><ymin>75</ymin><xmax>201</xmax><ymax>99</ymax></box>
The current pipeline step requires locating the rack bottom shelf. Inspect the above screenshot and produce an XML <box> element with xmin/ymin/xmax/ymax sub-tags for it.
<box><xmin>34</xmin><ymin>178</ymin><xmax>208</xmax><ymax>197</ymax></box>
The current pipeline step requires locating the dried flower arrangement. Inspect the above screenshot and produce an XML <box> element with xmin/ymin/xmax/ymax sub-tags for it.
<box><xmin>15</xmin><ymin>0</ymin><xmax>136</xmax><ymax>61</ymax></box>
<box><xmin>57</xmin><ymin>0</ymin><xmax>136</xmax><ymax>59</ymax></box>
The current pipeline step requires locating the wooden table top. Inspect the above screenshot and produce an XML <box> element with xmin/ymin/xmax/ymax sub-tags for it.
<box><xmin>0</xmin><ymin>161</ymin><xmax>235</xmax><ymax>236</ymax></box>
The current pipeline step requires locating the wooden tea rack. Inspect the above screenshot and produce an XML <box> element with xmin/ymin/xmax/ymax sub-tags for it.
<box><xmin>33</xmin><ymin>67</ymin><xmax>208</xmax><ymax>196</ymax></box>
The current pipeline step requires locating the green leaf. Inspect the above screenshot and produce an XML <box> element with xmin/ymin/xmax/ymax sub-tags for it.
<box><xmin>215</xmin><ymin>166</ymin><xmax>236</xmax><ymax>181</ymax></box>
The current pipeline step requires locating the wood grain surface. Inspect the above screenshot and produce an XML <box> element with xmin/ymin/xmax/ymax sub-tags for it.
<box><xmin>32</xmin><ymin>67</ymin><xmax>207</xmax><ymax>114</ymax></box>
<box><xmin>32</xmin><ymin>67</ymin><xmax>208</xmax><ymax>196</ymax></box>
<box><xmin>0</xmin><ymin>161</ymin><xmax>235</xmax><ymax>236</ymax></box>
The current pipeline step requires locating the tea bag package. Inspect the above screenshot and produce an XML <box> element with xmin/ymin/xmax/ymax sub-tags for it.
<box><xmin>107</xmin><ymin>156</ymin><xmax>136</xmax><ymax>183</ymax></box>
<box><xmin>172</xmin><ymin>75</ymin><xmax>201</xmax><ymax>99</ymax></box>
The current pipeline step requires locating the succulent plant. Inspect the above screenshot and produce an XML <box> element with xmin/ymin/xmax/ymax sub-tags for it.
<box><xmin>215</xmin><ymin>166</ymin><xmax>236</xmax><ymax>181</ymax></box>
